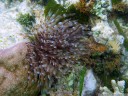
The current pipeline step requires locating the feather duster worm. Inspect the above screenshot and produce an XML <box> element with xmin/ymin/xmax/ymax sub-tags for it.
<box><xmin>26</xmin><ymin>13</ymin><xmax>91</xmax><ymax>89</ymax></box>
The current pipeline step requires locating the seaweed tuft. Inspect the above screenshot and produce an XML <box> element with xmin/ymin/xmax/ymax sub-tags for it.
<box><xmin>66</xmin><ymin>4</ymin><xmax>90</xmax><ymax>24</ymax></box>
<box><xmin>17</xmin><ymin>13</ymin><xmax>35</xmax><ymax>28</ymax></box>
<box><xmin>112</xmin><ymin>0</ymin><xmax>122</xmax><ymax>5</ymax></box>
<box><xmin>44</xmin><ymin>0</ymin><xmax>66</xmax><ymax>17</ymax></box>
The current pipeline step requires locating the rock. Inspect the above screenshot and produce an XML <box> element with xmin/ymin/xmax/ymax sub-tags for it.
<box><xmin>0</xmin><ymin>0</ymin><xmax>31</xmax><ymax>49</ymax></box>
<box><xmin>92</xmin><ymin>19</ymin><xmax>124</xmax><ymax>53</ymax></box>
<box><xmin>0</xmin><ymin>42</ymin><xmax>38</xmax><ymax>96</ymax></box>
<box><xmin>92</xmin><ymin>0</ymin><xmax>112</xmax><ymax>20</ymax></box>
<box><xmin>65</xmin><ymin>0</ymin><xmax>79</xmax><ymax>4</ymax></box>
<box><xmin>122</xmin><ymin>0</ymin><xmax>128</xmax><ymax>4</ymax></box>
<box><xmin>100</xmin><ymin>80</ymin><xmax>125</xmax><ymax>96</ymax></box>
<box><xmin>0</xmin><ymin>1</ymin><xmax>47</xmax><ymax>95</ymax></box>
<box><xmin>82</xmin><ymin>69</ymin><xmax>97</xmax><ymax>96</ymax></box>
<box><xmin>0</xmin><ymin>1</ymin><xmax>6</xmax><ymax>13</ymax></box>
<box><xmin>92</xmin><ymin>20</ymin><xmax>114</xmax><ymax>41</ymax></box>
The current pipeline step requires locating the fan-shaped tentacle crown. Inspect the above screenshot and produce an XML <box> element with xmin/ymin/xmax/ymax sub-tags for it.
<box><xmin>26</xmin><ymin>13</ymin><xmax>91</xmax><ymax>88</ymax></box>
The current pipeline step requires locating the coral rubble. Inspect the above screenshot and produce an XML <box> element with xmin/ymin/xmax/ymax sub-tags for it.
<box><xmin>100</xmin><ymin>80</ymin><xmax>125</xmax><ymax>96</ymax></box>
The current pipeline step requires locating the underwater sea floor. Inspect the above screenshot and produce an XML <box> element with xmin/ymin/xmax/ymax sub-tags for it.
<box><xmin>0</xmin><ymin>1</ymin><xmax>28</xmax><ymax>49</ymax></box>
<box><xmin>1</xmin><ymin>0</ymin><xmax>128</xmax><ymax>96</ymax></box>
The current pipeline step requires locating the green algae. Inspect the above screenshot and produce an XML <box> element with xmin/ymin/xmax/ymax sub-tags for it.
<box><xmin>79</xmin><ymin>67</ymin><xmax>86</xmax><ymax>96</ymax></box>
<box><xmin>112</xmin><ymin>0</ymin><xmax>122</xmax><ymax>5</ymax></box>
<box><xmin>66</xmin><ymin>4</ymin><xmax>89</xmax><ymax>24</ymax></box>
<box><xmin>17</xmin><ymin>13</ymin><xmax>35</xmax><ymax>28</ymax></box>
<box><xmin>44</xmin><ymin>0</ymin><xmax>89</xmax><ymax>24</ymax></box>
<box><xmin>44</xmin><ymin>0</ymin><xmax>66</xmax><ymax>17</ymax></box>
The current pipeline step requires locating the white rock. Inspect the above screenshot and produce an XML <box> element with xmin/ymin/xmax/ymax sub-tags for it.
<box><xmin>82</xmin><ymin>69</ymin><xmax>97</xmax><ymax>96</ymax></box>
<box><xmin>66</xmin><ymin>0</ymin><xmax>79</xmax><ymax>4</ymax></box>
<box><xmin>118</xmin><ymin>80</ymin><xmax>125</xmax><ymax>93</ymax></box>
<box><xmin>0</xmin><ymin>1</ymin><xmax>5</xmax><ymax>13</ymax></box>
<box><xmin>116</xmin><ymin>35</ymin><xmax>124</xmax><ymax>44</ymax></box>
<box><xmin>0</xmin><ymin>0</ymin><xmax>31</xmax><ymax>49</ymax></box>
<box><xmin>92</xmin><ymin>20</ymin><xmax>114</xmax><ymax>44</ymax></box>
<box><xmin>17</xmin><ymin>0</ymin><xmax>33</xmax><ymax>14</ymax></box>
<box><xmin>122</xmin><ymin>0</ymin><xmax>128</xmax><ymax>3</ymax></box>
